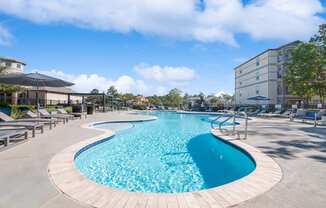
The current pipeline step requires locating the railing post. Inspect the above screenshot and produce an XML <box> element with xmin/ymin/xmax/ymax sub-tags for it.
<box><xmin>232</xmin><ymin>111</ymin><xmax>236</xmax><ymax>134</ymax></box>
<box><xmin>314</xmin><ymin>112</ymin><xmax>317</xmax><ymax>127</ymax></box>
<box><xmin>244</xmin><ymin>112</ymin><xmax>248</xmax><ymax>140</ymax></box>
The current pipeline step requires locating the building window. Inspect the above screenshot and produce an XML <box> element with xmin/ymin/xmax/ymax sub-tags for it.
<box><xmin>277</xmin><ymin>56</ymin><xmax>281</xmax><ymax>62</ymax></box>
<box><xmin>277</xmin><ymin>72</ymin><xmax>282</xmax><ymax>79</ymax></box>
<box><xmin>277</xmin><ymin>66</ymin><xmax>282</xmax><ymax>78</ymax></box>
<box><xmin>256</xmin><ymin>76</ymin><xmax>260</xmax><ymax>80</ymax></box>
<box><xmin>239</xmin><ymin>81</ymin><xmax>242</xmax><ymax>85</ymax></box>
<box><xmin>277</xmin><ymin>86</ymin><xmax>282</xmax><ymax>95</ymax></box>
<box><xmin>256</xmin><ymin>90</ymin><xmax>259</xmax><ymax>95</ymax></box>
<box><xmin>5</xmin><ymin>62</ymin><xmax>11</xmax><ymax>67</ymax></box>
<box><xmin>17</xmin><ymin>64</ymin><xmax>21</xmax><ymax>69</ymax></box>
<box><xmin>239</xmin><ymin>93</ymin><xmax>242</xmax><ymax>97</ymax></box>
<box><xmin>284</xmin><ymin>54</ymin><xmax>289</xmax><ymax>60</ymax></box>
<box><xmin>256</xmin><ymin>58</ymin><xmax>260</xmax><ymax>66</ymax></box>
<box><xmin>239</xmin><ymin>70</ymin><xmax>242</xmax><ymax>74</ymax></box>
<box><xmin>285</xmin><ymin>86</ymin><xmax>289</xmax><ymax>94</ymax></box>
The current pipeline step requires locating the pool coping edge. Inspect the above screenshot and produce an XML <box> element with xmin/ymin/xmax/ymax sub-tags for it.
<box><xmin>48</xmin><ymin>115</ymin><xmax>282</xmax><ymax>208</ymax></box>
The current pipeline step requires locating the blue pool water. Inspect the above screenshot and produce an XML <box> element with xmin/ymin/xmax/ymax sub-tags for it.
<box><xmin>75</xmin><ymin>112</ymin><xmax>255</xmax><ymax>193</ymax></box>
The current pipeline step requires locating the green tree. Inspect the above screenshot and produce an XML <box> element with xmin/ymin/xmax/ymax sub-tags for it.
<box><xmin>119</xmin><ymin>93</ymin><xmax>135</xmax><ymax>107</ymax></box>
<box><xmin>165</xmin><ymin>88</ymin><xmax>183</xmax><ymax>108</ymax></box>
<box><xmin>285</xmin><ymin>24</ymin><xmax>326</xmax><ymax>104</ymax></box>
<box><xmin>310</xmin><ymin>24</ymin><xmax>326</xmax><ymax>102</ymax></box>
<box><xmin>106</xmin><ymin>86</ymin><xmax>119</xmax><ymax>98</ymax></box>
<box><xmin>147</xmin><ymin>95</ymin><xmax>162</xmax><ymax>106</ymax></box>
<box><xmin>90</xmin><ymin>89</ymin><xmax>99</xmax><ymax>94</ymax></box>
<box><xmin>310</xmin><ymin>24</ymin><xmax>326</xmax><ymax>54</ymax></box>
<box><xmin>0</xmin><ymin>66</ymin><xmax>22</xmax><ymax>104</ymax></box>
<box><xmin>284</xmin><ymin>43</ymin><xmax>320</xmax><ymax>103</ymax></box>
<box><xmin>86</xmin><ymin>89</ymin><xmax>102</xmax><ymax>104</ymax></box>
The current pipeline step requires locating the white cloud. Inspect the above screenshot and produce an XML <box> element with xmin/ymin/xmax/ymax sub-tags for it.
<box><xmin>32</xmin><ymin>69</ymin><xmax>148</xmax><ymax>94</ymax></box>
<box><xmin>31</xmin><ymin>67</ymin><xmax>198</xmax><ymax>95</ymax></box>
<box><xmin>135</xmin><ymin>64</ymin><xmax>196</xmax><ymax>84</ymax></box>
<box><xmin>0</xmin><ymin>0</ymin><xmax>324</xmax><ymax>45</ymax></box>
<box><xmin>215</xmin><ymin>91</ymin><xmax>232</xmax><ymax>97</ymax></box>
<box><xmin>0</xmin><ymin>24</ymin><xmax>11</xmax><ymax>46</ymax></box>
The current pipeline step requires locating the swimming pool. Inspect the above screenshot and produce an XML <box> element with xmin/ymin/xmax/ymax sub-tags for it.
<box><xmin>75</xmin><ymin>112</ymin><xmax>255</xmax><ymax>193</ymax></box>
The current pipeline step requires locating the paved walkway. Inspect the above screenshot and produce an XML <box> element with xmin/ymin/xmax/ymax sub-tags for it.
<box><xmin>0</xmin><ymin>112</ymin><xmax>325</xmax><ymax>208</ymax></box>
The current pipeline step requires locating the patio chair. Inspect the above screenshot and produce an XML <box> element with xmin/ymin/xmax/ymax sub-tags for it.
<box><xmin>0</xmin><ymin>117</ymin><xmax>44</xmax><ymax>137</ymax></box>
<box><xmin>263</xmin><ymin>109</ymin><xmax>284</xmax><ymax>118</ymax></box>
<box><xmin>257</xmin><ymin>109</ymin><xmax>269</xmax><ymax>117</ymax></box>
<box><xmin>0</xmin><ymin>111</ymin><xmax>57</xmax><ymax>130</ymax></box>
<box><xmin>304</xmin><ymin>110</ymin><xmax>325</xmax><ymax>121</ymax></box>
<box><xmin>51</xmin><ymin>110</ymin><xmax>75</xmax><ymax>120</ymax></box>
<box><xmin>280</xmin><ymin>109</ymin><xmax>292</xmax><ymax>118</ymax></box>
<box><xmin>247</xmin><ymin>108</ymin><xmax>261</xmax><ymax>117</ymax></box>
<box><xmin>57</xmin><ymin>108</ymin><xmax>87</xmax><ymax>119</ymax></box>
<box><xmin>319</xmin><ymin>113</ymin><xmax>326</xmax><ymax>125</ymax></box>
<box><xmin>38</xmin><ymin>109</ymin><xmax>70</xmax><ymax>124</ymax></box>
<box><xmin>0</xmin><ymin>128</ymin><xmax>28</xmax><ymax>146</ymax></box>
<box><xmin>293</xmin><ymin>109</ymin><xmax>306</xmax><ymax>120</ymax></box>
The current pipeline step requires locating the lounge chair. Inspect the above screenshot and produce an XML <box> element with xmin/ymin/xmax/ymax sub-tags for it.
<box><xmin>293</xmin><ymin>109</ymin><xmax>306</xmax><ymax>120</ymax></box>
<box><xmin>257</xmin><ymin>109</ymin><xmax>268</xmax><ymax>117</ymax></box>
<box><xmin>303</xmin><ymin>110</ymin><xmax>325</xmax><ymax>121</ymax></box>
<box><xmin>0</xmin><ymin>111</ymin><xmax>57</xmax><ymax>130</ymax></box>
<box><xmin>247</xmin><ymin>108</ymin><xmax>261</xmax><ymax>116</ymax></box>
<box><xmin>57</xmin><ymin>108</ymin><xmax>87</xmax><ymax>119</ymax></box>
<box><xmin>51</xmin><ymin>110</ymin><xmax>75</xmax><ymax>120</ymax></box>
<box><xmin>280</xmin><ymin>109</ymin><xmax>292</xmax><ymax>118</ymax></box>
<box><xmin>38</xmin><ymin>109</ymin><xmax>70</xmax><ymax>124</ymax></box>
<box><xmin>0</xmin><ymin>118</ymin><xmax>44</xmax><ymax>137</ymax></box>
<box><xmin>0</xmin><ymin>128</ymin><xmax>28</xmax><ymax>146</ymax></box>
<box><xmin>319</xmin><ymin>114</ymin><xmax>326</xmax><ymax>125</ymax></box>
<box><xmin>262</xmin><ymin>109</ymin><xmax>284</xmax><ymax>118</ymax></box>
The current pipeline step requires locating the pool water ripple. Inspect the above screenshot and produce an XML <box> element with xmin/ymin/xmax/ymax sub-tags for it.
<box><xmin>75</xmin><ymin>112</ymin><xmax>255</xmax><ymax>193</ymax></box>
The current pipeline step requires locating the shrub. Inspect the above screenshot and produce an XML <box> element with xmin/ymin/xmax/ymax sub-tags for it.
<box><xmin>132</xmin><ymin>104</ymin><xmax>147</xmax><ymax>110</ymax></box>
<box><xmin>9</xmin><ymin>105</ymin><xmax>35</xmax><ymax>119</ymax></box>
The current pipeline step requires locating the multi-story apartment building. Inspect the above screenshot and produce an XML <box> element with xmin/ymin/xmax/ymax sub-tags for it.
<box><xmin>234</xmin><ymin>41</ymin><xmax>302</xmax><ymax>108</ymax></box>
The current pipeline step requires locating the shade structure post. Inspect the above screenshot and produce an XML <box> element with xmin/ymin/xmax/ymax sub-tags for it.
<box><xmin>68</xmin><ymin>94</ymin><xmax>71</xmax><ymax>105</ymax></box>
<box><xmin>102</xmin><ymin>93</ymin><xmax>105</xmax><ymax>112</ymax></box>
<box><xmin>36</xmin><ymin>85</ymin><xmax>40</xmax><ymax>117</ymax></box>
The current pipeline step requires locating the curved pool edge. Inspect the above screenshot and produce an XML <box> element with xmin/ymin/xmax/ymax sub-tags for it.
<box><xmin>48</xmin><ymin>116</ymin><xmax>282</xmax><ymax>208</ymax></box>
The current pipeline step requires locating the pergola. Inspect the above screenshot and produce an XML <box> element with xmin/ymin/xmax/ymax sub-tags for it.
<box><xmin>67</xmin><ymin>93</ymin><xmax>117</xmax><ymax>112</ymax></box>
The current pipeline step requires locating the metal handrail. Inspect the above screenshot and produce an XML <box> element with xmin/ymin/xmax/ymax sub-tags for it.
<box><xmin>210</xmin><ymin>113</ymin><xmax>225</xmax><ymax>129</ymax></box>
<box><xmin>211</xmin><ymin>111</ymin><xmax>248</xmax><ymax>140</ymax></box>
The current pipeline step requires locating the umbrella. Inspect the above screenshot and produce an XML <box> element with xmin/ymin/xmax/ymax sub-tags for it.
<box><xmin>0</xmin><ymin>72</ymin><xmax>74</xmax><ymax>113</ymax></box>
<box><xmin>0</xmin><ymin>73</ymin><xmax>74</xmax><ymax>87</ymax></box>
<box><xmin>247</xmin><ymin>95</ymin><xmax>270</xmax><ymax>101</ymax></box>
<box><xmin>247</xmin><ymin>96</ymin><xmax>270</xmax><ymax>108</ymax></box>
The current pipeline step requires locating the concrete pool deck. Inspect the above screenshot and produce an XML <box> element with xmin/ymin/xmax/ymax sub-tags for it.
<box><xmin>0</xmin><ymin>112</ymin><xmax>325</xmax><ymax>208</ymax></box>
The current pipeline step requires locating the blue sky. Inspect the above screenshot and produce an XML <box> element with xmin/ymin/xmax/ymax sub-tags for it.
<box><xmin>0</xmin><ymin>0</ymin><xmax>325</xmax><ymax>96</ymax></box>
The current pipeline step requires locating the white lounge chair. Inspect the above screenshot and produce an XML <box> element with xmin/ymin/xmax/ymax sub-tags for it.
<box><xmin>0</xmin><ymin>119</ymin><xmax>44</xmax><ymax>137</ymax></box>
<box><xmin>0</xmin><ymin>128</ymin><xmax>28</xmax><ymax>146</ymax></box>
<box><xmin>38</xmin><ymin>109</ymin><xmax>70</xmax><ymax>124</ymax></box>
<box><xmin>57</xmin><ymin>108</ymin><xmax>87</xmax><ymax>119</ymax></box>
<box><xmin>0</xmin><ymin>111</ymin><xmax>57</xmax><ymax>130</ymax></box>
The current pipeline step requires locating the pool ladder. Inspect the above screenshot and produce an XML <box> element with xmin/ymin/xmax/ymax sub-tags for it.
<box><xmin>211</xmin><ymin>111</ymin><xmax>248</xmax><ymax>140</ymax></box>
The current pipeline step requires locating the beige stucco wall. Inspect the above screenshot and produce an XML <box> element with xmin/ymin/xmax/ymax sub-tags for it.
<box><xmin>0</xmin><ymin>61</ymin><xmax>24</xmax><ymax>74</ymax></box>
<box><xmin>26</xmin><ymin>91</ymin><xmax>82</xmax><ymax>105</ymax></box>
<box><xmin>46</xmin><ymin>93</ymin><xmax>82</xmax><ymax>104</ymax></box>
